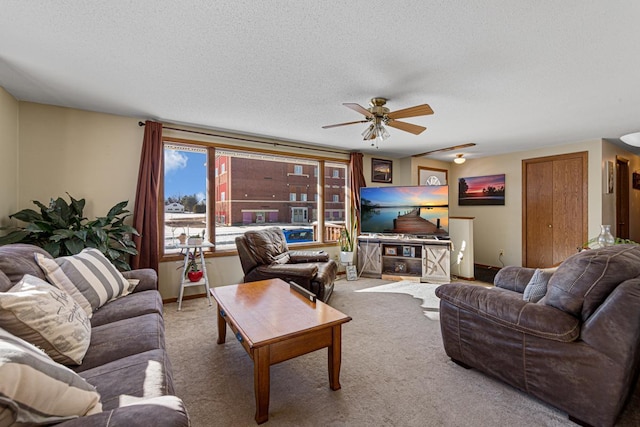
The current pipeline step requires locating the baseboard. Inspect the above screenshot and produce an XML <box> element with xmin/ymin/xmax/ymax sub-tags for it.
<box><xmin>163</xmin><ymin>293</ymin><xmax>207</xmax><ymax>304</ymax></box>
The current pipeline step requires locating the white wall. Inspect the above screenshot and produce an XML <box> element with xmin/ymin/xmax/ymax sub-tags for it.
<box><xmin>0</xmin><ymin>87</ymin><xmax>18</xmax><ymax>227</ymax></box>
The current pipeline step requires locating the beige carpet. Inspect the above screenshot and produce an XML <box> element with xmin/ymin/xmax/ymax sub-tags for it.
<box><xmin>164</xmin><ymin>278</ymin><xmax>640</xmax><ymax>426</ymax></box>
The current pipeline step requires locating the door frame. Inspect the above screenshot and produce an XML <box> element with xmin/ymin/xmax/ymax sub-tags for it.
<box><xmin>616</xmin><ymin>156</ymin><xmax>630</xmax><ymax>239</ymax></box>
<box><xmin>522</xmin><ymin>151</ymin><xmax>588</xmax><ymax>266</ymax></box>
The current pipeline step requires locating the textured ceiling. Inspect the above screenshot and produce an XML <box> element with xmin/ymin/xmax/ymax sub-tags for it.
<box><xmin>1</xmin><ymin>1</ymin><xmax>640</xmax><ymax>161</ymax></box>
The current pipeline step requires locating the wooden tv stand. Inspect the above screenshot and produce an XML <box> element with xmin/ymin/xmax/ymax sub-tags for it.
<box><xmin>357</xmin><ymin>235</ymin><xmax>451</xmax><ymax>283</ymax></box>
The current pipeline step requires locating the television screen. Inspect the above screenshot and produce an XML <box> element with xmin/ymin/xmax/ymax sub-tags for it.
<box><xmin>360</xmin><ymin>185</ymin><xmax>449</xmax><ymax>237</ymax></box>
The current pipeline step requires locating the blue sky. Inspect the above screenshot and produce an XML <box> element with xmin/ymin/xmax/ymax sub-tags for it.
<box><xmin>164</xmin><ymin>149</ymin><xmax>207</xmax><ymax>201</ymax></box>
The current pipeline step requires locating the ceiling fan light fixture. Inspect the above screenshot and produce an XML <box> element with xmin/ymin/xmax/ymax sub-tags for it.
<box><xmin>620</xmin><ymin>131</ymin><xmax>640</xmax><ymax>147</ymax></box>
<box><xmin>454</xmin><ymin>153</ymin><xmax>466</xmax><ymax>164</ymax></box>
<box><xmin>361</xmin><ymin>124</ymin><xmax>375</xmax><ymax>140</ymax></box>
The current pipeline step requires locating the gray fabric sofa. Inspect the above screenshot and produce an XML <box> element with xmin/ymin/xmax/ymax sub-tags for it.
<box><xmin>436</xmin><ymin>244</ymin><xmax>640</xmax><ymax>427</ymax></box>
<box><xmin>0</xmin><ymin>244</ymin><xmax>189</xmax><ymax>426</ymax></box>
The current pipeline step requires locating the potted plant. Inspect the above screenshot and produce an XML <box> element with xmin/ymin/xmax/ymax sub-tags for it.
<box><xmin>339</xmin><ymin>206</ymin><xmax>358</xmax><ymax>265</ymax></box>
<box><xmin>185</xmin><ymin>252</ymin><xmax>203</xmax><ymax>282</ymax></box>
<box><xmin>0</xmin><ymin>194</ymin><xmax>138</xmax><ymax>271</ymax></box>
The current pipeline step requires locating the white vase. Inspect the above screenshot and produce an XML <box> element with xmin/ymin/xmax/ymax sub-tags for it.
<box><xmin>340</xmin><ymin>251</ymin><xmax>354</xmax><ymax>265</ymax></box>
<box><xmin>597</xmin><ymin>225</ymin><xmax>615</xmax><ymax>247</ymax></box>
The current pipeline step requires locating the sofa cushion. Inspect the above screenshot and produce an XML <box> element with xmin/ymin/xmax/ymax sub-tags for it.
<box><xmin>122</xmin><ymin>268</ymin><xmax>158</xmax><ymax>292</ymax></box>
<box><xmin>78</xmin><ymin>349</ymin><xmax>175</xmax><ymax>411</ymax></box>
<box><xmin>36</xmin><ymin>248</ymin><xmax>134</xmax><ymax>316</ymax></box>
<box><xmin>244</xmin><ymin>227</ymin><xmax>289</xmax><ymax>265</ymax></box>
<box><xmin>522</xmin><ymin>267</ymin><xmax>556</xmax><ymax>303</ymax></box>
<box><xmin>90</xmin><ymin>290</ymin><xmax>164</xmax><ymax>327</ymax></box>
<box><xmin>0</xmin><ymin>327</ymin><xmax>102</xmax><ymax>425</ymax></box>
<box><xmin>0</xmin><ymin>243</ymin><xmax>52</xmax><ymax>285</ymax></box>
<box><xmin>544</xmin><ymin>244</ymin><xmax>640</xmax><ymax>320</ymax></box>
<box><xmin>0</xmin><ymin>270</ymin><xmax>11</xmax><ymax>293</ymax></box>
<box><xmin>0</xmin><ymin>275</ymin><xmax>91</xmax><ymax>365</ymax></box>
<box><xmin>74</xmin><ymin>312</ymin><xmax>165</xmax><ymax>372</ymax></box>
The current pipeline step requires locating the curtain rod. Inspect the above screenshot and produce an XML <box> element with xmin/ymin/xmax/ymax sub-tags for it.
<box><xmin>138</xmin><ymin>121</ymin><xmax>349</xmax><ymax>156</ymax></box>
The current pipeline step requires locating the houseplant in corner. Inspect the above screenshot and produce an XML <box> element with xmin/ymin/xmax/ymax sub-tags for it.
<box><xmin>339</xmin><ymin>206</ymin><xmax>358</xmax><ymax>265</ymax></box>
<box><xmin>0</xmin><ymin>193</ymin><xmax>139</xmax><ymax>271</ymax></box>
<box><xmin>185</xmin><ymin>253</ymin><xmax>203</xmax><ymax>282</ymax></box>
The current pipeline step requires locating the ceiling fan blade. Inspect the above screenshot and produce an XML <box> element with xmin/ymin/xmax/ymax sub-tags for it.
<box><xmin>343</xmin><ymin>103</ymin><xmax>374</xmax><ymax>118</ymax></box>
<box><xmin>387</xmin><ymin>104</ymin><xmax>434</xmax><ymax>119</ymax></box>
<box><xmin>322</xmin><ymin>120</ymin><xmax>368</xmax><ymax>129</ymax></box>
<box><xmin>387</xmin><ymin>120</ymin><xmax>426</xmax><ymax>135</ymax></box>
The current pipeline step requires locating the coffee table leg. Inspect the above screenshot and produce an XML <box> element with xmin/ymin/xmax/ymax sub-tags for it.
<box><xmin>216</xmin><ymin>306</ymin><xmax>226</xmax><ymax>344</ymax></box>
<box><xmin>328</xmin><ymin>325</ymin><xmax>342</xmax><ymax>390</ymax></box>
<box><xmin>254</xmin><ymin>346</ymin><xmax>270</xmax><ymax>424</ymax></box>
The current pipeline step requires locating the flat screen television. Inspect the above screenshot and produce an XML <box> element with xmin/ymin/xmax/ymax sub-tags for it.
<box><xmin>359</xmin><ymin>185</ymin><xmax>449</xmax><ymax>237</ymax></box>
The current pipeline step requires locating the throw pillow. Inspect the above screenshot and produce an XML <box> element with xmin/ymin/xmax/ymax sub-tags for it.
<box><xmin>0</xmin><ymin>327</ymin><xmax>102</xmax><ymax>425</ymax></box>
<box><xmin>0</xmin><ymin>275</ymin><xmax>91</xmax><ymax>365</ymax></box>
<box><xmin>36</xmin><ymin>248</ymin><xmax>133</xmax><ymax>316</ymax></box>
<box><xmin>523</xmin><ymin>267</ymin><xmax>557</xmax><ymax>303</ymax></box>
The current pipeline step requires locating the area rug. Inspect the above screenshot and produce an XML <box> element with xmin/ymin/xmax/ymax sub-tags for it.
<box><xmin>356</xmin><ymin>280</ymin><xmax>442</xmax><ymax>320</ymax></box>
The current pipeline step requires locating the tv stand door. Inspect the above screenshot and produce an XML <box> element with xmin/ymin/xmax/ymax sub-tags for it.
<box><xmin>357</xmin><ymin>239</ymin><xmax>382</xmax><ymax>277</ymax></box>
<box><xmin>422</xmin><ymin>243</ymin><xmax>450</xmax><ymax>283</ymax></box>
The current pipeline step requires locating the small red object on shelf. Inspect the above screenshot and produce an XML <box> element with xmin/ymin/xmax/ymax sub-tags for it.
<box><xmin>187</xmin><ymin>271</ymin><xmax>203</xmax><ymax>282</ymax></box>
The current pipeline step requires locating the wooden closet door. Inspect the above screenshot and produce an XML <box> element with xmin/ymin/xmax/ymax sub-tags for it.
<box><xmin>523</xmin><ymin>152</ymin><xmax>587</xmax><ymax>268</ymax></box>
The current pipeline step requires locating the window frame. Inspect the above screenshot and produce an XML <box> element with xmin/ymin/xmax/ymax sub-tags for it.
<box><xmin>159</xmin><ymin>137</ymin><xmax>350</xmax><ymax>261</ymax></box>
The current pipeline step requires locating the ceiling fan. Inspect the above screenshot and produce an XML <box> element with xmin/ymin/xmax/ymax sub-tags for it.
<box><xmin>322</xmin><ymin>98</ymin><xmax>434</xmax><ymax>147</ymax></box>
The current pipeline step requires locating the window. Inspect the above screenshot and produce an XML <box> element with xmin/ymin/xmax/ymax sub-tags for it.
<box><xmin>324</xmin><ymin>162</ymin><xmax>347</xmax><ymax>242</ymax></box>
<box><xmin>163</xmin><ymin>144</ymin><xmax>208</xmax><ymax>250</ymax></box>
<box><xmin>162</xmin><ymin>142</ymin><xmax>349</xmax><ymax>253</ymax></box>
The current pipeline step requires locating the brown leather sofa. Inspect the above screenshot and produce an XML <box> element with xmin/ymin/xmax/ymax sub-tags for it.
<box><xmin>436</xmin><ymin>244</ymin><xmax>640</xmax><ymax>427</ymax></box>
<box><xmin>235</xmin><ymin>227</ymin><xmax>337</xmax><ymax>302</ymax></box>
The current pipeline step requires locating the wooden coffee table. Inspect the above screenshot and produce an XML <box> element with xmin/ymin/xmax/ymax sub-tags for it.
<box><xmin>211</xmin><ymin>278</ymin><xmax>351</xmax><ymax>424</ymax></box>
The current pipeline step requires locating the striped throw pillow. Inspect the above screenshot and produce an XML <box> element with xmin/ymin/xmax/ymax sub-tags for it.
<box><xmin>36</xmin><ymin>248</ymin><xmax>133</xmax><ymax>316</ymax></box>
<box><xmin>0</xmin><ymin>327</ymin><xmax>102</xmax><ymax>425</ymax></box>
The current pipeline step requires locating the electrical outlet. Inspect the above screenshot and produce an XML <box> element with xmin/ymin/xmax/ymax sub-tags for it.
<box><xmin>499</xmin><ymin>249</ymin><xmax>504</xmax><ymax>257</ymax></box>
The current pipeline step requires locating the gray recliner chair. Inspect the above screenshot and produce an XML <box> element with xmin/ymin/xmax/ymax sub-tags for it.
<box><xmin>235</xmin><ymin>227</ymin><xmax>337</xmax><ymax>302</ymax></box>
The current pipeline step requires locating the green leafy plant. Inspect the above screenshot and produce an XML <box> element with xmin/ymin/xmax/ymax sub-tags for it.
<box><xmin>339</xmin><ymin>206</ymin><xmax>359</xmax><ymax>252</ymax></box>
<box><xmin>0</xmin><ymin>194</ymin><xmax>139</xmax><ymax>271</ymax></box>
<box><xmin>581</xmin><ymin>236</ymin><xmax>639</xmax><ymax>250</ymax></box>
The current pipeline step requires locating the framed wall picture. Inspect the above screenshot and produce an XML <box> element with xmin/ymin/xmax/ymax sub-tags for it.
<box><xmin>384</xmin><ymin>246</ymin><xmax>397</xmax><ymax>256</ymax></box>
<box><xmin>346</xmin><ymin>265</ymin><xmax>358</xmax><ymax>281</ymax></box>
<box><xmin>372</xmin><ymin>158</ymin><xmax>393</xmax><ymax>183</ymax></box>
<box><xmin>606</xmin><ymin>160</ymin><xmax>614</xmax><ymax>194</ymax></box>
<box><xmin>458</xmin><ymin>174</ymin><xmax>506</xmax><ymax>206</ymax></box>
<box><xmin>633</xmin><ymin>172</ymin><xmax>640</xmax><ymax>190</ymax></box>
<box><xmin>418</xmin><ymin>166</ymin><xmax>448</xmax><ymax>185</ymax></box>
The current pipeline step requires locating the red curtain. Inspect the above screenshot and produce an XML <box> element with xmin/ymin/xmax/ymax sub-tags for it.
<box><xmin>131</xmin><ymin>121</ymin><xmax>163</xmax><ymax>272</ymax></box>
<box><xmin>349</xmin><ymin>152</ymin><xmax>366</xmax><ymax>230</ymax></box>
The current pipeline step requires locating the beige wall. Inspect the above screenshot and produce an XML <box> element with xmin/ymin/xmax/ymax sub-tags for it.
<box><xmin>0</xmin><ymin>87</ymin><xmax>18</xmax><ymax>226</ymax></box>
<box><xmin>602</xmin><ymin>139</ymin><xmax>640</xmax><ymax>241</ymax></box>
<box><xmin>447</xmin><ymin>139</ymin><xmax>606</xmax><ymax>267</ymax></box>
<box><xmin>4</xmin><ymin>96</ymin><xmax>639</xmax><ymax>296</ymax></box>
<box><xmin>13</xmin><ymin>101</ymin><xmax>346</xmax><ymax>300</ymax></box>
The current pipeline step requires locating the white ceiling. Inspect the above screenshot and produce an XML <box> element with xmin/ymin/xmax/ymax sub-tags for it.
<box><xmin>2</xmin><ymin>1</ymin><xmax>640</xmax><ymax>161</ymax></box>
